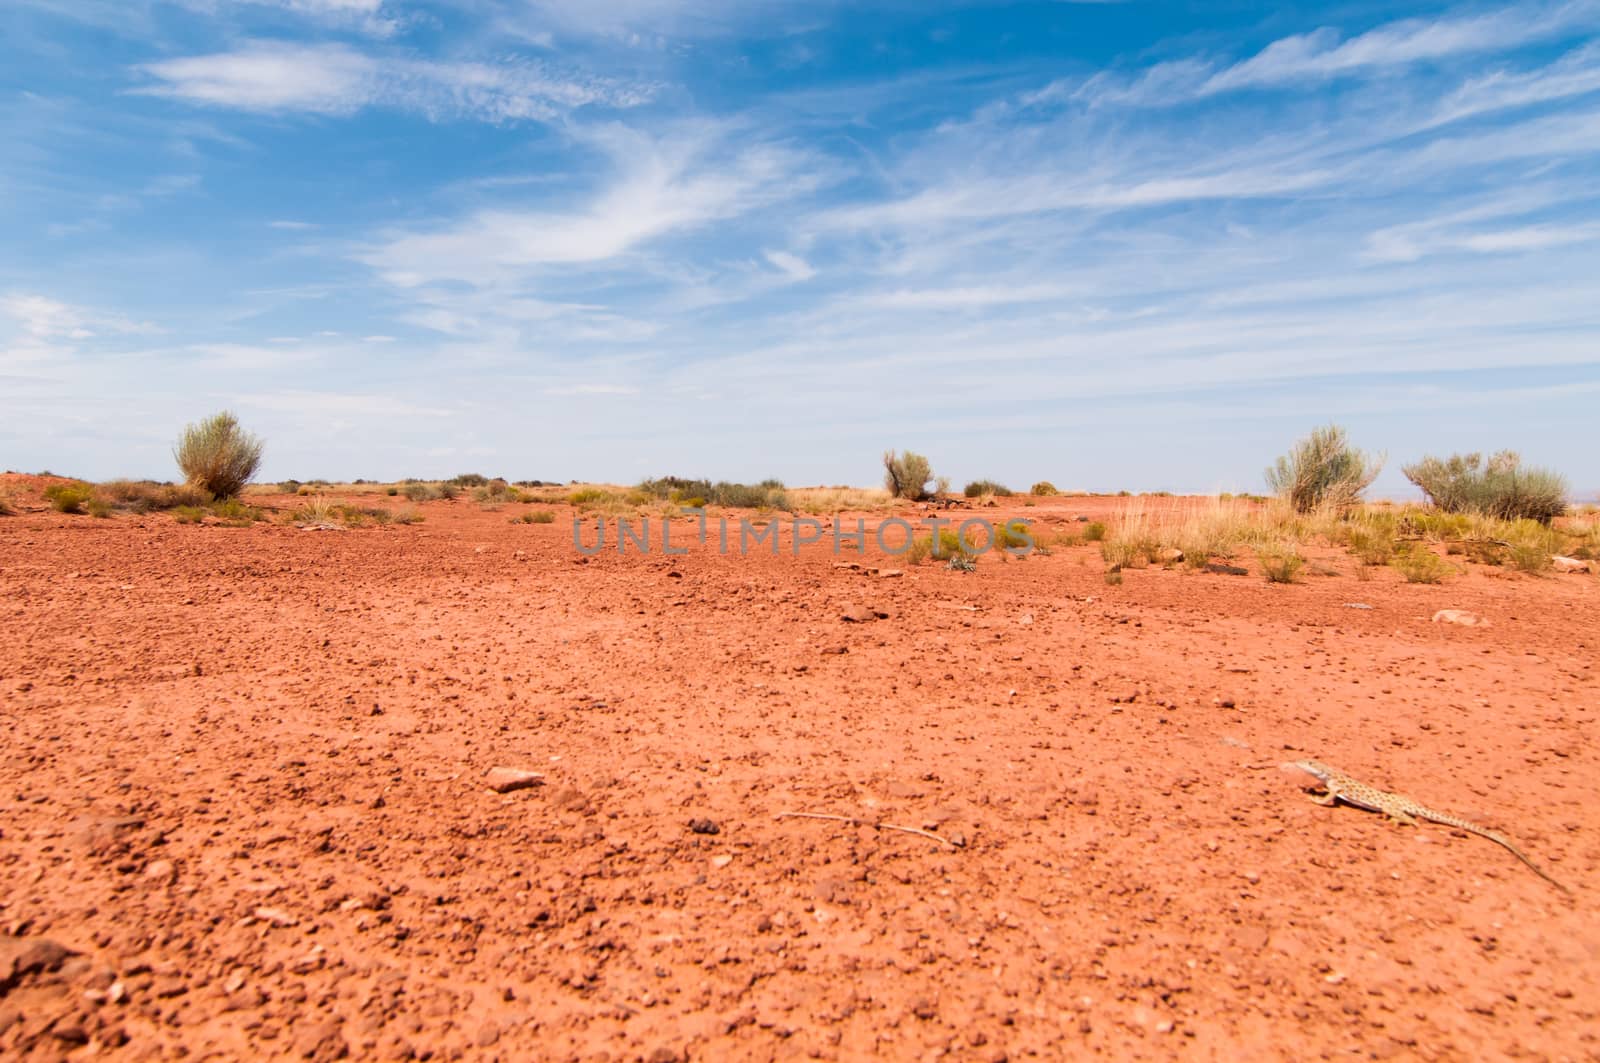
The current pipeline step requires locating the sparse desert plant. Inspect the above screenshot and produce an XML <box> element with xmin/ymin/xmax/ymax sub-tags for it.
<box><xmin>386</xmin><ymin>486</ymin><xmax>399</xmax><ymax>496</ymax></box>
<box><xmin>174</xmin><ymin>411</ymin><xmax>264</xmax><ymax>500</ymax></box>
<box><xmin>1344</xmin><ymin>524</ymin><xmax>1396</xmax><ymax>566</ymax></box>
<box><xmin>1504</xmin><ymin>521</ymin><xmax>1561</xmax><ymax>573</ymax></box>
<box><xmin>436</xmin><ymin>482</ymin><xmax>459</xmax><ymax>501</ymax></box>
<box><xmin>1391</xmin><ymin>547</ymin><xmax>1451</xmax><ymax>584</ymax></box>
<box><xmin>451</xmin><ymin>473</ymin><xmax>490</xmax><ymax>487</ymax></box>
<box><xmin>402</xmin><ymin>483</ymin><xmax>434</xmax><ymax>502</ymax></box>
<box><xmin>0</xmin><ymin>493</ymin><xmax>13</xmax><ymax>516</ymax></box>
<box><xmin>528</xmin><ymin>509</ymin><xmax>556</xmax><ymax>524</ymax></box>
<box><xmin>209</xmin><ymin>498</ymin><xmax>265</xmax><ymax>524</ymax></box>
<box><xmin>993</xmin><ymin>520</ymin><xmax>1034</xmax><ymax>553</ymax></box>
<box><xmin>172</xmin><ymin>505</ymin><xmax>206</xmax><ymax>524</ymax></box>
<box><xmin>393</xmin><ymin>508</ymin><xmax>423</xmax><ymax>525</ymax></box>
<box><xmin>1257</xmin><ymin>542</ymin><xmax>1304</xmax><ymax>583</ymax></box>
<box><xmin>947</xmin><ymin>554</ymin><xmax>978</xmax><ymax>573</ymax></box>
<box><xmin>1030</xmin><ymin>481</ymin><xmax>1058</xmax><ymax>496</ymax></box>
<box><xmin>277</xmin><ymin>479</ymin><xmax>302</xmax><ymax>493</ymax></box>
<box><xmin>289</xmin><ymin>495</ymin><xmax>338</xmax><ymax>525</ymax></box>
<box><xmin>1403</xmin><ymin>451</ymin><xmax>1568</xmax><ymax>523</ymax></box>
<box><xmin>963</xmin><ymin>479</ymin><xmax>1012</xmax><ymax>498</ymax></box>
<box><xmin>44</xmin><ymin>483</ymin><xmax>94</xmax><ymax>514</ymax></box>
<box><xmin>98</xmin><ymin>480</ymin><xmax>211</xmax><ymax>513</ymax></box>
<box><xmin>904</xmin><ymin>535</ymin><xmax>933</xmax><ymax>565</ymax></box>
<box><xmin>86</xmin><ymin>496</ymin><xmax>113</xmax><ymax>518</ymax></box>
<box><xmin>1266</xmin><ymin>425</ymin><xmax>1382</xmax><ymax>514</ymax></box>
<box><xmin>1083</xmin><ymin>521</ymin><xmax>1106</xmax><ymax>542</ymax></box>
<box><xmin>883</xmin><ymin>450</ymin><xmax>933</xmax><ymax>501</ymax></box>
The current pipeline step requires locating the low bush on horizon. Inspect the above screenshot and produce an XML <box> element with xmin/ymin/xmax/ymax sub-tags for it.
<box><xmin>636</xmin><ymin>476</ymin><xmax>790</xmax><ymax>511</ymax></box>
<box><xmin>44</xmin><ymin>482</ymin><xmax>94</xmax><ymax>514</ymax></box>
<box><xmin>1403</xmin><ymin>451</ymin><xmax>1568</xmax><ymax>524</ymax></box>
<box><xmin>513</xmin><ymin>510</ymin><xmax>557</xmax><ymax>524</ymax></box>
<box><xmin>963</xmin><ymin>479</ymin><xmax>1012</xmax><ymax>498</ymax></box>
<box><xmin>1030</xmin><ymin>481</ymin><xmax>1058</xmax><ymax>496</ymax></box>
<box><xmin>451</xmin><ymin>473</ymin><xmax>491</xmax><ymax>487</ymax></box>
<box><xmin>175</xmin><ymin>411</ymin><xmax>264</xmax><ymax>500</ymax></box>
<box><xmin>1267</xmin><ymin>425</ymin><xmax>1382</xmax><ymax>514</ymax></box>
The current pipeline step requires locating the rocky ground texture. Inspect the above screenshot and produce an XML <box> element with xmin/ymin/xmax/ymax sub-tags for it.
<box><xmin>2</xmin><ymin>477</ymin><xmax>1596</xmax><ymax>1060</ymax></box>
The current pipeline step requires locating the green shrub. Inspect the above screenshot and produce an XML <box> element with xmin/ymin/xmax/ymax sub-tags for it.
<box><xmin>174</xmin><ymin>411</ymin><xmax>264</xmax><ymax>499</ymax></box>
<box><xmin>86</xmin><ymin>496</ymin><xmax>113</xmax><ymax>518</ymax></box>
<box><xmin>882</xmin><ymin>450</ymin><xmax>933</xmax><ymax>501</ymax></box>
<box><xmin>402</xmin><ymin>483</ymin><xmax>433</xmax><ymax>502</ymax></box>
<box><xmin>528</xmin><ymin>509</ymin><xmax>556</xmax><ymax>524</ymax></box>
<box><xmin>209</xmin><ymin>498</ymin><xmax>265</xmax><ymax>524</ymax></box>
<box><xmin>904</xmin><ymin>535</ymin><xmax>932</xmax><ymax>565</ymax></box>
<box><xmin>436</xmin><ymin>482</ymin><xmax>458</xmax><ymax>500</ymax></box>
<box><xmin>44</xmin><ymin>483</ymin><xmax>94</xmax><ymax>514</ymax></box>
<box><xmin>1266</xmin><ymin>425</ymin><xmax>1382</xmax><ymax>513</ymax></box>
<box><xmin>451</xmin><ymin>473</ymin><xmax>489</xmax><ymax>487</ymax></box>
<box><xmin>172</xmin><ymin>505</ymin><xmax>206</xmax><ymax>524</ymax></box>
<box><xmin>277</xmin><ymin>479</ymin><xmax>302</xmax><ymax>493</ymax></box>
<box><xmin>1505</xmin><ymin>521</ymin><xmax>1560</xmax><ymax>573</ymax></box>
<box><xmin>386</xmin><ymin>486</ymin><xmax>399</xmax><ymax>496</ymax></box>
<box><xmin>1258</xmin><ymin>544</ymin><xmax>1304</xmax><ymax>583</ymax></box>
<box><xmin>1083</xmin><ymin>521</ymin><xmax>1107</xmax><ymax>542</ymax></box>
<box><xmin>1403</xmin><ymin>451</ymin><xmax>1568</xmax><ymax>523</ymax></box>
<box><xmin>1030</xmin><ymin>481</ymin><xmax>1058</xmax><ymax>496</ymax></box>
<box><xmin>1391</xmin><ymin>547</ymin><xmax>1450</xmax><ymax>583</ymax></box>
<box><xmin>963</xmin><ymin>479</ymin><xmax>1012</xmax><ymax>498</ymax></box>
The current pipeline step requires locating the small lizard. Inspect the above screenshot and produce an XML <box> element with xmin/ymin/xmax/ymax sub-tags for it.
<box><xmin>1285</xmin><ymin>759</ymin><xmax>1571</xmax><ymax>894</ymax></box>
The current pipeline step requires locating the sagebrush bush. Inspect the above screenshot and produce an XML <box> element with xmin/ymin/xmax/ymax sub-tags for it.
<box><xmin>883</xmin><ymin>450</ymin><xmax>933</xmax><ymax>501</ymax></box>
<box><xmin>1082</xmin><ymin>521</ymin><xmax>1107</xmax><ymax>542</ymax></box>
<box><xmin>174</xmin><ymin>411</ymin><xmax>263</xmax><ymax>499</ymax></box>
<box><xmin>1030</xmin><ymin>481</ymin><xmax>1058</xmax><ymax>496</ymax></box>
<box><xmin>1266</xmin><ymin>425</ymin><xmax>1382</xmax><ymax>513</ymax></box>
<box><xmin>1403</xmin><ymin>451</ymin><xmax>1568</xmax><ymax>523</ymax></box>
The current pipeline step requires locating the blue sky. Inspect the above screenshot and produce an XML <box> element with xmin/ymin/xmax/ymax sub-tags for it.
<box><xmin>3</xmin><ymin>0</ymin><xmax>1598</xmax><ymax>495</ymax></box>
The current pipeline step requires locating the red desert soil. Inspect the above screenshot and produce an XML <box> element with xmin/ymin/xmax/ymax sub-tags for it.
<box><xmin>2</xmin><ymin>477</ymin><xmax>1596</xmax><ymax>1060</ymax></box>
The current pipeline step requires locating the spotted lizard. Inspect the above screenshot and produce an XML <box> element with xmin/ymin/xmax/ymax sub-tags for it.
<box><xmin>1286</xmin><ymin>759</ymin><xmax>1571</xmax><ymax>894</ymax></box>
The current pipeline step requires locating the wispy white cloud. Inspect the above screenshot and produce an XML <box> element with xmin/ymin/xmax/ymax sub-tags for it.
<box><xmin>364</xmin><ymin>123</ymin><xmax>818</xmax><ymax>287</ymax></box>
<box><xmin>135</xmin><ymin>41</ymin><xmax>654</xmax><ymax>120</ymax></box>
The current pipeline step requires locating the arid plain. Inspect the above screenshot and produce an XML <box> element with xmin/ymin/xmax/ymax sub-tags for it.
<box><xmin>2</xmin><ymin>474</ymin><xmax>1596</xmax><ymax>1060</ymax></box>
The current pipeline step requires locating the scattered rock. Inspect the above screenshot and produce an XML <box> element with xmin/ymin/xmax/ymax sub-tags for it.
<box><xmin>142</xmin><ymin>860</ymin><xmax>177</xmax><ymax>887</ymax></box>
<box><xmin>876</xmin><ymin>569</ymin><xmax>904</xmax><ymax>578</ymax></box>
<box><xmin>1432</xmin><ymin>609</ymin><xmax>1487</xmax><ymax>627</ymax></box>
<box><xmin>1553</xmin><ymin>556</ymin><xmax>1591</xmax><ymax>574</ymax></box>
<box><xmin>485</xmin><ymin>767</ymin><xmax>545</xmax><ymax>793</ymax></box>
<box><xmin>253</xmin><ymin>906</ymin><xmax>299</xmax><ymax>928</ymax></box>
<box><xmin>688</xmin><ymin>818</ymin><xmax>720</xmax><ymax>836</ymax></box>
<box><xmin>1157</xmin><ymin>547</ymin><xmax>1184</xmax><ymax>564</ymax></box>
<box><xmin>1204</xmin><ymin>562</ymin><xmax>1249</xmax><ymax>576</ymax></box>
<box><xmin>1343</xmin><ymin>602</ymin><xmax>1374</xmax><ymax>610</ymax></box>
<box><xmin>840</xmin><ymin>604</ymin><xmax>888</xmax><ymax>622</ymax></box>
<box><xmin>0</xmin><ymin>937</ymin><xmax>75</xmax><ymax>990</ymax></box>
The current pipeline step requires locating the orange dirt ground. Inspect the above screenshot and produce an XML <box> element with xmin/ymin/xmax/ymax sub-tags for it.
<box><xmin>2</xmin><ymin>475</ymin><xmax>1596</xmax><ymax>1060</ymax></box>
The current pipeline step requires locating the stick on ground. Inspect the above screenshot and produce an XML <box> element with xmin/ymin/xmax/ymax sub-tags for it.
<box><xmin>776</xmin><ymin>811</ymin><xmax>965</xmax><ymax>848</ymax></box>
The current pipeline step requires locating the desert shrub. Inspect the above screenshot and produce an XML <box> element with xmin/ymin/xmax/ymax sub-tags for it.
<box><xmin>44</xmin><ymin>483</ymin><xmax>94</xmax><ymax>514</ymax></box>
<box><xmin>1030</xmin><ymin>481</ymin><xmax>1058</xmax><ymax>496</ymax></box>
<box><xmin>1082</xmin><ymin>521</ymin><xmax>1106</xmax><ymax>542</ymax></box>
<box><xmin>947</xmin><ymin>554</ymin><xmax>978</xmax><ymax>573</ymax></box>
<box><xmin>1391</xmin><ymin>547</ymin><xmax>1451</xmax><ymax>583</ymax></box>
<box><xmin>436</xmin><ymin>482</ymin><xmax>459</xmax><ymax>500</ymax></box>
<box><xmin>451</xmin><ymin>473</ymin><xmax>490</xmax><ymax>487</ymax></box>
<box><xmin>1504</xmin><ymin>520</ymin><xmax>1561</xmax><ymax>573</ymax></box>
<box><xmin>905</xmin><ymin>535</ymin><xmax>932</xmax><ymax>565</ymax></box>
<box><xmin>1344</xmin><ymin>525</ymin><xmax>1395</xmax><ymax>566</ymax></box>
<box><xmin>637</xmin><ymin>477</ymin><xmax>788</xmax><ymax>510</ymax></box>
<box><xmin>86</xmin><ymin>496</ymin><xmax>113</xmax><ymax>518</ymax></box>
<box><xmin>993</xmin><ymin>520</ymin><xmax>1034</xmax><ymax>552</ymax></box>
<box><xmin>1266</xmin><ymin>425</ymin><xmax>1382</xmax><ymax>514</ymax></box>
<box><xmin>1403</xmin><ymin>510</ymin><xmax>1473</xmax><ymax>541</ymax></box>
<box><xmin>209</xmin><ymin>498</ymin><xmax>265</xmax><ymax>524</ymax></box>
<box><xmin>1403</xmin><ymin>451</ymin><xmax>1568</xmax><ymax>523</ymax></box>
<box><xmin>277</xmin><ymin>479</ymin><xmax>302</xmax><ymax>493</ymax></box>
<box><xmin>393</xmin><ymin>508</ymin><xmax>423</xmax><ymax>525</ymax></box>
<box><xmin>0</xmin><ymin>494</ymin><xmax>13</xmax><ymax>516</ymax></box>
<box><xmin>98</xmin><ymin>480</ymin><xmax>211</xmax><ymax>513</ymax></box>
<box><xmin>528</xmin><ymin>510</ymin><xmax>556</xmax><ymax>524</ymax></box>
<box><xmin>1258</xmin><ymin>543</ymin><xmax>1304</xmax><ymax>583</ymax></box>
<box><xmin>172</xmin><ymin>505</ymin><xmax>206</xmax><ymax>524</ymax></box>
<box><xmin>174</xmin><ymin>411</ymin><xmax>264</xmax><ymax>499</ymax></box>
<box><xmin>386</xmin><ymin>486</ymin><xmax>398</xmax><ymax>496</ymax></box>
<box><xmin>964</xmin><ymin>479</ymin><xmax>1012</xmax><ymax>498</ymax></box>
<box><xmin>402</xmin><ymin>483</ymin><xmax>433</xmax><ymax>502</ymax></box>
<box><xmin>883</xmin><ymin>450</ymin><xmax>933</xmax><ymax>501</ymax></box>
